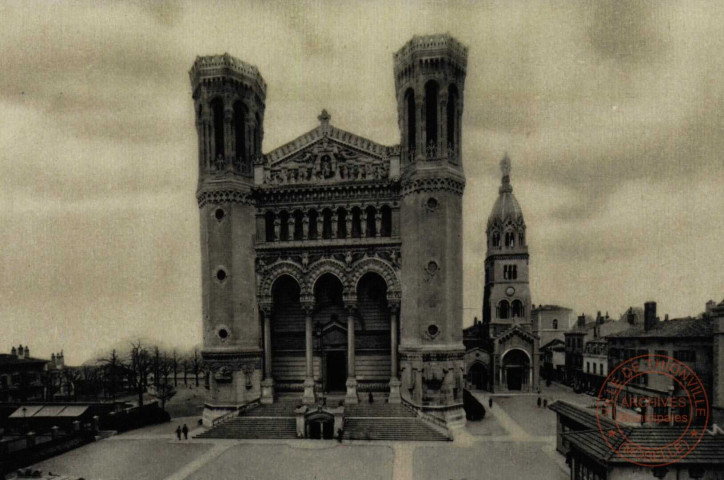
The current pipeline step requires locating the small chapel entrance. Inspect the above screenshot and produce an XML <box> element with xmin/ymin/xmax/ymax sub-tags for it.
<box><xmin>501</xmin><ymin>349</ymin><xmax>530</xmax><ymax>391</ymax></box>
<box><xmin>468</xmin><ymin>362</ymin><xmax>488</xmax><ymax>390</ymax></box>
<box><xmin>325</xmin><ymin>351</ymin><xmax>347</xmax><ymax>392</ymax></box>
<box><xmin>306</xmin><ymin>412</ymin><xmax>335</xmax><ymax>439</ymax></box>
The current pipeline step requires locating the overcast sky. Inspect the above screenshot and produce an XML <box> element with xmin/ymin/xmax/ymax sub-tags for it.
<box><xmin>1</xmin><ymin>1</ymin><xmax>722</xmax><ymax>364</ymax></box>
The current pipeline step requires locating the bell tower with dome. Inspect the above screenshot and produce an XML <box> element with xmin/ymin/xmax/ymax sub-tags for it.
<box><xmin>482</xmin><ymin>155</ymin><xmax>538</xmax><ymax>392</ymax></box>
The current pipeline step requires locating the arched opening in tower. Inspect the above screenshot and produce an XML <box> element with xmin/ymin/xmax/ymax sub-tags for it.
<box><xmin>210</xmin><ymin>98</ymin><xmax>225</xmax><ymax>160</ymax></box>
<box><xmin>405</xmin><ymin>88</ymin><xmax>416</xmax><ymax>153</ymax></box>
<box><xmin>447</xmin><ymin>84</ymin><xmax>458</xmax><ymax>156</ymax></box>
<box><xmin>425</xmin><ymin>80</ymin><xmax>439</xmax><ymax>151</ymax></box>
<box><xmin>233</xmin><ymin>101</ymin><xmax>247</xmax><ymax>167</ymax></box>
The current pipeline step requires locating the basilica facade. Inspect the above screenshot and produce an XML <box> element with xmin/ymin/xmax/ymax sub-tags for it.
<box><xmin>190</xmin><ymin>35</ymin><xmax>469</xmax><ymax>428</ymax></box>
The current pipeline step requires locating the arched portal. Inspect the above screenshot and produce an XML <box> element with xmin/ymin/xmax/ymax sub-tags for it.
<box><xmin>270</xmin><ymin>275</ymin><xmax>304</xmax><ymax>384</ymax></box>
<box><xmin>356</xmin><ymin>272</ymin><xmax>391</xmax><ymax>390</ymax></box>
<box><xmin>313</xmin><ymin>274</ymin><xmax>347</xmax><ymax>392</ymax></box>
<box><xmin>468</xmin><ymin>362</ymin><xmax>488</xmax><ymax>390</ymax></box>
<box><xmin>501</xmin><ymin>349</ymin><xmax>531</xmax><ymax>391</ymax></box>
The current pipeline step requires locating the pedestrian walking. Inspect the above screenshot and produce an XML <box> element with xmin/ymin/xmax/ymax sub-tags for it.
<box><xmin>175</xmin><ymin>425</ymin><xmax>181</xmax><ymax>441</ymax></box>
<box><xmin>543</xmin><ymin>398</ymin><xmax>548</xmax><ymax>408</ymax></box>
<box><xmin>368</xmin><ymin>391</ymin><xmax>374</xmax><ymax>404</ymax></box>
<box><xmin>537</xmin><ymin>396</ymin><xmax>542</xmax><ymax>408</ymax></box>
<box><xmin>182</xmin><ymin>423</ymin><xmax>189</xmax><ymax>440</ymax></box>
<box><xmin>488</xmin><ymin>397</ymin><xmax>493</xmax><ymax>408</ymax></box>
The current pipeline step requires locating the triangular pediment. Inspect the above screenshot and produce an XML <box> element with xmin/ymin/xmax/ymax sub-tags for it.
<box><xmin>495</xmin><ymin>325</ymin><xmax>537</xmax><ymax>344</ymax></box>
<box><xmin>261</xmin><ymin>118</ymin><xmax>399</xmax><ymax>186</ymax></box>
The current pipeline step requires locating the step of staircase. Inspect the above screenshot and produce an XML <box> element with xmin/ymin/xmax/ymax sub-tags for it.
<box><xmin>196</xmin><ymin>417</ymin><xmax>297</xmax><ymax>439</ymax></box>
<box><xmin>244</xmin><ymin>401</ymin><xmax>298</xmax><ymax>417</ymax></box>
<box><xmin>344</xmin><ymin>418</ymin><xmax>449</xmax><ymax>441</ymax></box>
<box><xmin>345</xmin><ymin>403</ymin><xmax>417</xmax><ymax>418</ymax></box>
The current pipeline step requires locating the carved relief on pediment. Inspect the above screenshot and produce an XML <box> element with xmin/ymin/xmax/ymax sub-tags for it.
<box><xmin>263</xmin><ymin>138</ymin><xmax>390</xmax><ymax>186</ymax></box>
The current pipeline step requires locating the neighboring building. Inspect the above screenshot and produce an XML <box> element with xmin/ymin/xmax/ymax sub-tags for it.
<box><xmin>463</xmin><ymin>318</ymin><xmax>492</xmax><ymax>390</ymax></box>
<box><xmin>564</xmin><ymin>315</ymin><xmax>593</xmax><ymax>391</ymax></box>
<box><xmin>581</xmin><ymin>339</ymin><xmax>607</xmax><ymax>394</ymax></box>
<box><xmin>191</xmin><ymin>34</ymin><xmax>469</xmax><ymax>429</ymax></box>
<box><xmin>0</xmin><ymin>346</ymin><xmax>47</xmax><ymax>402</ymax></box>
<box><xmin>541</xmin><ymin>338</ymin><xmax>566</xmax><ymax>384</ymax></box>
<box><xmin>548</xmin><ymin>400</ymin><xmax>615</xmax><ymax>457</ymax></box>
<box><xmin>606</xmin><ymin>301</ymin><xmax>719</xmax><ymax>426</ymax></box>
<box><xmin>532</xmin><ymin>304</ymin><xmax>576</xmax><ymax>351</ymax></box>
<box><xmin>564</xmin><ymin>427</ymin><xmax>724</xmax><ymax>480</ymax></box>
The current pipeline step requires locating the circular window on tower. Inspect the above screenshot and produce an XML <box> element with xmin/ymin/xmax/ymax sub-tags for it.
<box><xmin>427</xmin><ymin>324</ymin><xmax>440</xmax><ymax>339</ymax></box>
<box><xmin>425</xmin><ymin>197</ymin><xmax>439</xmax><ymax>212</ymax></box>
<box><xmin>425</xmin><ymin>260</ymin><xmax>439</xmax><ymax>277</ymax></box>
<box><xmin>215</xmin><ymin>268</ymin><xmax>227</xmax><ymax>283</ymax></box>
<box><xmin>216</xmin><ymin>325</ymin><xmax>230</xmax><ymax>341</ymax></box>
<box><xmin>214</xmin><ymin>208</ymin><xmax>226</xmax><ymax>221</ymax></box>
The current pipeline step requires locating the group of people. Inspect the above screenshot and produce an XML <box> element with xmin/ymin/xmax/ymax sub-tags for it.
<box><xmin>175</xmin><ymin>424</ymin><xmax>189</xmax><ymax>440</ymax></box>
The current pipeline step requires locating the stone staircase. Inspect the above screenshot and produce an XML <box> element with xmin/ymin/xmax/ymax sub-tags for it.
<box><xmin>195</xmin><ymin>416</ymin><xmax>297</xmax><ymax>439</ymax></box>
<box><xmin>345</xmin><ymin>403</ymin><xmax>416</xmax><ymax>418</ymax></box>
<box><xmin>343</xmin><ymin>418</ymin><xmax>448</xmax><ymax>441</ymax></box>
<box><xmin>196</xmin><ymin>399</ymin><xmax>449</xmax><ymax>441</ymax></box>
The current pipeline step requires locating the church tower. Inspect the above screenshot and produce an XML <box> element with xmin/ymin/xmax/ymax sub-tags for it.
<box><xmin>483</xmin><ymin>155</ymin><xmax>538</xmax><ymax>392</ymax></box>
<box><xmin>395</xmin><ymin>34</ymin><xmax>468</xmax><ymax>426</ymax></box>
<box><xmin>189</xmin><ymin>54</ymin><xmax>266</xmax><ymax>424</ymax></box>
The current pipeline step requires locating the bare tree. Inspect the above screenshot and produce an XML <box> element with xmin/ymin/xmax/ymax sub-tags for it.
<box><xmin>182</xmin><ymin>358</ymin><xmax>188</xmax><ymax>386</ymax></box>
<box><xmin>129</xmin><ymin>340</ymin><xmax>151</xmax><ymax>409</ymax></box>
<box><xmin>191</xmin><ymin>348</ymin><xmax>202</xmax><ymax>387</ymax></box>
<box><xmin>62</xmin><ymin>368</ymin><xmax>82</xmax><ymax>400</ymax></box>
<box><xmin>150</xmin><ymin>352</ymin><xmax>176</xmax><ymax>410</ymax></box>
<box><xmin>171</xmin><ymin>350</ymin><xmax>178</xmax><ymax>387</ymax></box>
<box><xmin>98</xmin><ymin>349</ymin><xmax>123</xmax><ymax>401</ymax></box>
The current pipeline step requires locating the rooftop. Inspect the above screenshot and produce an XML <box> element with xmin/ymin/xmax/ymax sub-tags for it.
<box><xmin>564</xmin><ymin>427</ymin><xmax>724</xmax><ymax>465</ymax></box>
<box><xmin>607</xmin><ymin>316</ymin><xmax>713</xmax><ymax>339</ymax></box>
<box><xmin>0</xmin><ymin>353</ymin><xmax>48</xmax><ymax>366</ymax></box>
<box><xmin>548</xmin><ymin>400</ymin><xmax>616</xmax><ymax>431</ymax></box>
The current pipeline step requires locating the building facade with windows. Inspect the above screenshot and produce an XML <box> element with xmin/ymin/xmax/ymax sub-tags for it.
<box><xmin>191</xmin><ymin>34</ymin><xmax>470</xmax><ymax>428</ymax></box>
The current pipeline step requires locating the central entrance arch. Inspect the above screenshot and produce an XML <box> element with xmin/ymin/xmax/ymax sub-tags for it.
<box><xmin>468</xmin><ymin>362</ymin><xmax>488</xmax><ymax>390</ymax></box>
<box><xmin>313</xmin><ymin>273</ymin><xmax>347</xmax><ymax>392</ymax></box>
<box><xmin>501</xmin><ymin>349</ymin><xmax>531</xmax><ymax>391</ymax></box>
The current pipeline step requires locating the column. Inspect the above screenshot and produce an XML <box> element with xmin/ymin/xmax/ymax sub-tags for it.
<box><xmin>287</xmin><ymin>216</ymin><xmax>295</xmax><ymax>241</ymax></box>
<box><xmin>273</xmin><ymin>214</ymin><xmax>281</xmax><ymax>242</ymax></box>
<box><xmin>302</xmin><ymin>306</ymin><xmax>315</xmax><ymax>404</ymax></box>
<box><xmin>331</xmin><ymin>210</ymin><xmax>338</xmax><ymax>239</ymax></box>
<box><xmin>345</xmin><ymin>304</ymin><xmax>359</xmax><ymax>404</ymax></box>
<box><xmin>375</xmin><ymin>208</ymin><xmax>382</xmax><ymax>238</ymax></box>
<box><xmin>364</xmin><ymin>208</ymin><xmax>373</xmax><ymax>238</ymax></box>
<box><xmin>316</xmin><ymin>213</ymin><xmax>324</xmax><ymax>240</ymax></box>
<box><xmin>260</xmin><ymin>307</ymin><xmax>274</xmax><ymax>403</ymax></box>
<box><xmin>388</xmin><ymin>303</ymin><xmax>401</xmax><ymax>403</ymax></box>
<box><xmin>302</xmin><ymin>213</ymin><xmax>310</xmax><ymax>240</ymax></box>
<box><xmin>345</xmin><ymin>206</ymin><xmax>353</xmax><ymax>239</ymax></box>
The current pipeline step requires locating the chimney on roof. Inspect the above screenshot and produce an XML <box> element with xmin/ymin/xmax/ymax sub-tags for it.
<box><xmin>644</xmin><ymin>302</ymin><xmax>658</xmax><ymax>332</ymax></box>
<box><xmin>706</xmin><ymin>300</ymin><xmax>716</xmax><ymax>315</ymax></box>
<box><xmin>17</xmin><ymin>344</ymin><xmax>24</xmax><ymax>360</ymax></box>
<box><xmin>11</xmin><ymin>346</ymin><xmax>17</xmax><ymax>357</ymax></box>
<box><xmin>474</xmin><ymin>316</ymin><xmax>479</xmax><ymax>326</ymax></box>
<box><xmin>24</xmin><ymin>346</ymin><xmax>29</xmax><ymax>358</ymax></box>
<box><xmin>627</xmin><ymin>308</ymin><xmax>636</xmax><ymax>325</ymax></box>
<box><xmin>577</xmin><ymin>314</ymin><xmax>586</xmax><ymax>328</ymax></box>
<box><xmin>665</xmin><ymin>314</ymin><xmax>669</xmax><ymax>321</ymax></box>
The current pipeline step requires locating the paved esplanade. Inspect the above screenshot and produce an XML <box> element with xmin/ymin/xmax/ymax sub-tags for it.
<box><xmin>30</xmin><ymin>388</ymin><xmax>577</xmax><ymax>480</ymax></box>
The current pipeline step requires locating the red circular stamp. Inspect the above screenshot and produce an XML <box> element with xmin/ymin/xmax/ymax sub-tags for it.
<box><xmin>595</xmin><ymin>354</ymin><xmax>709</xmax><ymax>467</ymax></box>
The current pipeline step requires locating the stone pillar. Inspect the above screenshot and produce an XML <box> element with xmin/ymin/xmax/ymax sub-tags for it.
<box><xmin>287</xmin><ymin>216</ymin><xmax>295</xmax><ymax>241</ymax></box>
<box><xmin>413</xmin><ymin>367</ymin><xmax>423</xmax><ymax>404</ymax></box>
<box><xmin>316</xmin><ymin>213</ymin><xmax>324</xmax><ymax>240</ymax></box>
<box><xmin>389</xmin><ymin>303</ymin><xmax>401</xmax><ymax>403</ymax></box>
<box><xmin>273</xmin><ymin>214</ymin><xmax>281</xmax><ymax>242</ymax></box>
<box><xmin>261</xmin><ymin>306</ymin><xmax>274</xmax><ymax>404</ymax></box>
<box><xmin>302</xmin><ymin>213</ymin><xmax>310</xmax><ymax>240</ymax></box>
<box><xmin>331</xmin><ymin>210</ymin><xmax>338</xmax><ymax>239</ymax></box>
<box><xmin>345</xmin><ymin>304</ymin><xmax>359</xmax><ymax>405</ymax></box>
<box><xmin>364</xmin><ymin>208</ymin><xmax>373</xmax><ymax>238</ymax></box>
<box><xmin>345</xmin><ymin>207</ymin><xmax>353</xmax><ymax>239</ymax></box>
<box><xmin>375</xmin><ymin>208</ymin><xmax>382</xmax><ymax>238</ymax></box>
<box><xmin>303</xmin><ymin>306</ymin><xmax>316</xmax><ymax>404</ymax></box>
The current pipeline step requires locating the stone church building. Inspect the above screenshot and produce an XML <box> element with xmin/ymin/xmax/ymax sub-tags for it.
<box><xmin>190</xmin><ymin>34</ymin><xmax>469</xmax><ymax>428</ymax></box>
<box><xmin>465</xmin><ymin>155</ymin><xmax>539</xmax><ymax>393</ymax></box>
